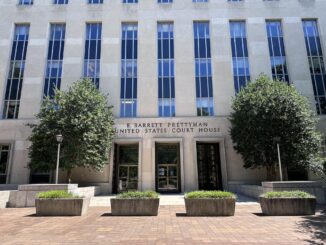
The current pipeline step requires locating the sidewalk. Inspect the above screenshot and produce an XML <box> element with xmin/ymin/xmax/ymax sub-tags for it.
<box><xmin>90</xmin><ymin>193</ymin><xmax>258</xmax><ymax>206</ymax></box>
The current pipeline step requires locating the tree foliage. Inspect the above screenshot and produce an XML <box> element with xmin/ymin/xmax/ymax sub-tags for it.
<box><xmin>230</xmin><ymin>75</ymin><xmax>324</xmax><ymax>180</ymax></box>
<box><xmin>28</xmin><ymin>78</ymin><xmax>115</xmax><ymax>181</ymax></box>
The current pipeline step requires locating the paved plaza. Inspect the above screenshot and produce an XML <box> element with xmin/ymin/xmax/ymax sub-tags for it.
<box><xmin>0</xmin><ymin>202</ymin><xmax>325</xmax><ymax>244</ymax></box>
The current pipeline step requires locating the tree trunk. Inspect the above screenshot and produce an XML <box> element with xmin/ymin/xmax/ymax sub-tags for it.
<box><xmin>67</xmin><ymin>169</ymin><xmax>72</xmax><ymax>184</ymax></box>
<box><xmin>266</xmin><ymin>165</ymin><xmax>276</xmax><ymax>181</ymax></box>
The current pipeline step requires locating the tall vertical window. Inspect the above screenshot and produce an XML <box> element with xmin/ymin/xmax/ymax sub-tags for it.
<box><xmin>2</xmin><ymin>25</ymin><xmax>30</xmax><ymax>119</ymax></box>
<box><xmin>230</xmin><ymin>21</ymin><xmax>250</xmax><ymax>93</ymax></box>
<box><xmin>266</xmin><ymin>21</ymin><xmax>289</xmax><ymax>83</ymax></box>
<box><xmin>19</xmin><ymin>0</ymin><xmax>33</xmax><ymax>5</ymax></box>
<box><xmin>120</xmin><ymin>23</ymin><xmax>138</xmax><ymax>118</ymax></box>
<box><xmin>123</xmin><ymin>0</ymin><xmax>138</xmax><ymax>3</ymax></box>
<box><xmin>0</xmin><ymin>145</ymin><xmax>10</xmax><ymax>184</ymax></box>
<box><xmin>158</xmin><ymin>23</ymin><xmax>175</xmax><ymax>117</ymax></box>
<box><xmin>44</xmin><ymin>24</ymin><xmax>66</xmax><ymax>98</ymax></box>
<box><xmin>54</xmin><ymin>0</ymin><xmax>68</xmax><ymax>4</ymax></box>
<box><xmin>88</xmin><ymin>0</ymin><xmax>103</xmax><ymax>3</ymax></box>
<box><xmin>303</xmin><ymin>20</ymin><xmax>326</xmax><ymax>115</ymax></box>
<box><xmin>194</xmin><ymin>22</ymin><xmax>213</xmax><ymax>116</ymax></box>
<box><xmin>84</xmin><ymin>23</ymin><xmax>102</xmax><ymax>89</ymax></box>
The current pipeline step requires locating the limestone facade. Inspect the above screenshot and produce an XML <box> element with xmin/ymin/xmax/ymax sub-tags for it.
<box><xmin>0</xmin><ymin>0</ymin><xmax>326</xmax><ymax>193</ymax></box>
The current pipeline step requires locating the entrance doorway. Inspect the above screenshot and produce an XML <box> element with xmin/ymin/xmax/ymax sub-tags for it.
<box><xmin>155</xmin><ymin>143</ymin><xmax>181</xmax><ymax>193</ymax></box>
<box><xmin>287</xmin><ymin>166</ymin><xmax>308</xmax><ymax>181</ymax></box>
<box><xmin>196</xmin><ymin>142</ymin><xmax>222</xmax><ymax>190</ymax></box>
<box><xmin>112</xmin><ymin>144</ymin><xmax>139</xmax><ymax>193</ymax></box>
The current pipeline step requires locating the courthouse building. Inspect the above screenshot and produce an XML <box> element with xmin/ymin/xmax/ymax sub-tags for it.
<box><xmin>0</xmin><ymin>0</ymin><xmax>326</xmax><ymax>193</ymax></box>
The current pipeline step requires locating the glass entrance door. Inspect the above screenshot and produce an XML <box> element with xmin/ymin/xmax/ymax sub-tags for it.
<box><xmin>155</xmin><ymin>143</ymin><xmax>180</xmax><ymax>193</ymax></box>
<box><xmin>113</xmin><ymin>144</ymin><xmax>139</xmax><ymax>193</ymax></box>
<box><xmin>0</xmin><ymin>145</ymin><xmax>10</xmax><ymax>184</ymax></box>
<box><xmin>196</xmin><ymin>142</ymin><xmax>222</xmax><ymax>190</ymax></box>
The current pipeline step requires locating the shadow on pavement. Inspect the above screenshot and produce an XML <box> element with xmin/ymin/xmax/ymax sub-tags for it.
<box><xmin>296</xmin><ymin>207</ymin><xmax>326</xmax><ymax>245</ymax></box>
<box><xmin>175</xmin><ymin>213</ymin><xmax>187</xmax><ymax>217</ymax></box>
<box><xmin>252</xmin><ymin>213</ymin><xmax>268</xmax><ymax>217</ymax></box>
<box><xmin>101</xmin><ymin>213</ymin><xmax>112</xmax><ymax>217</ymax></box>
<box><xmin>24</xmin><ymin>214</ymin><xmax>37</xmax><ymax>217</ymax></box>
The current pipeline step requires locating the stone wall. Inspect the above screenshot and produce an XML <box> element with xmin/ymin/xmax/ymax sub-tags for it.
<box><xmin>73</xmin><ymin>186</ymin><xmax>101</xmax><ymax>198</ymax></box>
<box><xmin>8</xmin><ymin>184</ymin><xmax>78</xmax><ymax>208</ymax></box>
<box><xmin>0</xmin><ymin>191</ymin><xmax>10</xmax><ymax>208</ymax></box>
<box><xmin>6</xmin><ymin>184</ymin><xmax>102</xmax><ymax>208</ymax></box>
<box><xmin>235</xmin><ymin>181</ymin><xmax>326</xmax><ymax>205</ymax></box>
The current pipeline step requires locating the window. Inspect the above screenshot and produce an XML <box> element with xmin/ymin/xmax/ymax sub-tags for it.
<box><xmin>44</xmin><ymin>24</ymin><xmax>66</xmax><ymax>98</ymax></box>
<box><xmin>158</xmin><ymin>23</ymin><xmax>175</xmax><ymax>117</ymax></box>
<box><xmin>0</xmin><ymin>145</ymin><xmax>10</xmax><ymax>184</ymax></box>
<box><xmin>193</xmin><ymin>0</ymin><xmax>208</xmax><ymax>2</ymax></box>
<box><xmin>303</xmin><ymin>20</ymin><xmax>326</xmax><ymax>115</ymax></box>
<box><xmin>230</xmin><ymin>21</ymin><xmax>250</xmax><ymax>93</ymax></box>
<box><xmin>2</xmin><ymin>25</ymin><xmax>30</xmax><ymax>119</ymax></box>
<box><xmin>266</xmin><ymin>21</ymin><xmax>289</xmax><ymax>83</ymax></box>
<box><xmin>120</xmin><ymin>23</ymin><xmax>138</xmax><ymax>118</ymax></box>
<box><xmin>19</xmin><ymin>0</ymin><xmax>33</xmax><ymax>5</ymax></box>
<box><xmin>123</xmin><ymin>0</ymin><xmax>138</xmax><ymax>3</ymax></box>
<box><xmin>54</xmin><ymin>0</ymin><xmax>68</xmax><ymax>4</ymax></box>
<box><xmin>84</xmin><ymin>23</ymin><xmax>102</xmax><ymax>89</ymax></box>
<box><xmin>158</xmin><ymin>0</ymin><xmax>172</xmax><ymax>3</ymax></box>
<box><xmin>88</xmin><ymin>0</ymin><xmax>103</xmax><ymax>3</ymax></box>
<box><xmin>194</xmin><ymin>22</ymin><xmax>214</xmax><ymax>116</ymax></box>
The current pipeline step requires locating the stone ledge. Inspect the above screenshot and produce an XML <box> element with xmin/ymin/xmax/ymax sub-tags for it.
<box><xmin>262</xmin><ymin>181</ymin><xmax>323</xmax><ymax>188</ymax></box>
<box><xmin>18</xmin><ymin>184</ymin><xmax>78</xmax><ymax>191</ymax></box>
<box><xmin>8</xmin><ymin>184</ymin><xmax>102</xmax><ymax>208</ymax></box>
<box><xmin>0</xmin><ymin>184</ymin><xmax>18</xmax><ymax>191</ymax></box>
<box><xmin>235</xmin><ymin>181</ymin><xmax>326</xmax><ymax>205</ymax></box>
<box><xmin>73</xmin><ymin>186</ymin><xmax>101</xmax><ymax>198</ymax></box>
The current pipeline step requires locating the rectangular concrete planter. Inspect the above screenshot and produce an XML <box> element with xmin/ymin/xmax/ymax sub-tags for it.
<box><xmin>259</xmin><ymin>197</ymin><xmax>316</xmax><ymax>216</ymax></box>
<box><xmin>111</xmin><ymin>198</ymin><xmax>159</xmax><ymax>216</ymax></box>
<box><xmin>261</xmin><ymin>181</ymin><xmax>325</xmax><ymax>205</ymax></box>
<box><xmin>35</xmin><ymin>197</ymin><xmax>90</xmax><ymax>216</ymax></box>
<box><xmin>185</xmin><ymin>198</ymin><xmax>236</xmax><ymax>216</ymax></box>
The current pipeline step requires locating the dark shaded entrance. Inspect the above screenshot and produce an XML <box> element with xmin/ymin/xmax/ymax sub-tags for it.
<box><xmin>287</xmin><ymin>166</ymin><xmax>308</xmax><ymax>181</ymax></box>
<box><xmin>112</xmin><ymin>144</ymin><xmax>139</xmax><ymax>193</ymax></box>
<box><xmin>196</xmin><ymin>142</ymin><xmax>223</xmax><ymax>190</ymax></box>
<box><xmin>155</xmin><ymin>143</ymin><xmax>181</xmax><ymax>193</ymax></box>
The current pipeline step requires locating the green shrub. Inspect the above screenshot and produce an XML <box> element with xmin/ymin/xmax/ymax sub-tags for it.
<box><xmin>37</xmin><ymin>190</ymin><xmax>78</xmax><ymax>199</ymax></box>
<box><xmin>117</xmin><ymin>191</ymin><xmax>159</xmax><ymax>199</ymax></box>
<box><xmin>185</xmin><ymin>190</ymin><xmax>235</xmax><ymax>199</ymax></box>
<box><xmin>261</xmin><ymin>191</ymin><xmax>315</xmax><ymax>198</ymax></box>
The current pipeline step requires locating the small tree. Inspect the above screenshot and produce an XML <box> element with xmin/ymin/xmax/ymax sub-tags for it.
<box><xmin>28</xmin><ymin>78</ymin><xmax>115</xmax><ymax>182</ymax></box>
<box><xmin>230</xmin><ymin>75</ymin><xmax>324</xmax><ymax>180</ymax></box>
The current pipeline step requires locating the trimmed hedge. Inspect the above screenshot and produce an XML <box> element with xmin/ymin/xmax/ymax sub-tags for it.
<box><xmin>185</xmin><ymin>191</ymin><xmax>235</xmax><ymax>199</ymax></box>
<box><xmin>117</xmin><ymin>191</ymin><xmax>159</xmax><ymax>199</ymax></box>
<box><xmin>37</xmin><ymin>190</ymin><xmax>78</xmax><ymax>199</ymax></box>
<box><xmin>261</xmin><ymin>191</ymin><xmax>314</xmax><ymax>198</ymax></box>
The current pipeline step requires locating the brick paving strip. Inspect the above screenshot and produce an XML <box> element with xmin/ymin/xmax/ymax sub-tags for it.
<box><xmin>0</xmin><ymin>205</ymin><xmax>325</xmax><ymax>244</ymax></box>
